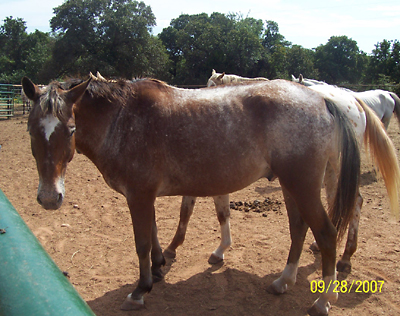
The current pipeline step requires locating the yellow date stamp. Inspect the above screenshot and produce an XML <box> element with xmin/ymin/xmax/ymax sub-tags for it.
<box><xmin>310</xmin><ymin>280</ymin><xmax>384</xmax><ymax>294</ymax></box>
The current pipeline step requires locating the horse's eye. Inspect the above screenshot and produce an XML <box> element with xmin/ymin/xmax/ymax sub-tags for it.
<box><xmin>69</xmin><ymin>126</ymin><xmax>76</xmax><ymax>137</ymax></box>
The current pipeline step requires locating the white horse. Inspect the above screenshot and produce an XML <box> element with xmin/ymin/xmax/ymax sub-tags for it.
<box><xmin>207</xmin><ymin>69</ymin><xmax>268</xmax><ymax>87</ymax></box>
<box><xmin>292</xmin><ymin>74</ymin><xmax>400</xmax><ymax>272</ymax></box>
<box><xmin>292</xmin><ymin>75</ymin><xmax>400</xmax><ymax>130</ymax></box>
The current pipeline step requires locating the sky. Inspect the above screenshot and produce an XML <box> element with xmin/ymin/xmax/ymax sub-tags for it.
<box><xmin>0</xmin><ymin>0</ymin><xmax>399</xmax><ymax>54</ymax></box>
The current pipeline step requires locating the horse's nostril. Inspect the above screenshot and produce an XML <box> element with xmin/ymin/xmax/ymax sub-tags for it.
<box><xmin>57</xmin><ymin>193</ymin><xmax>63</xmax><ymax>202</ymax></box>
<box><xmin>37</xmin><ymin>196</ymin><xmax>42</xmax><ymax>205</ymax></box>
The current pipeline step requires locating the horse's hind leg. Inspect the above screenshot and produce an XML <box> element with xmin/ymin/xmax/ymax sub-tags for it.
<box><xmin>298</xmin><ymin>195</ymin><xmax>338</xmax><ymax>316</ymax></box>
<box><xmin>310</xmin><ymin>162</ymin><xmax>337</xmax><ymax>252</ymax></box>
<box><xmin>267</xmin><ymin>186</ymin><xmax>308</xmax><ymax>294</ymax></box>
<box><xmin>337</xmin><ymin>192</ymin><xmax>363</xmax><ymax>273</ymax></box>
<box><xmin>151</xmin><ymin>209</ymin><xmax>166</xmax><ymax>281</ymax></box>
<box><xmin>316</xmin><ymin>162</ymin><xmax>363</xmax><ymax>273</ymax></box>
<box><xmin>208</xmin><ymin>195</ymin><xmax>232</xmax><ymax>264</ymax></box>
<box><xmin>275</xmin><ymin>177</ymin><xmax>338</xmax><ymax>316</ymax></box>
<box><xmin>164</xmin><ymin>196</ymin><xmax>197</xmax><ymax>258</ymax></box>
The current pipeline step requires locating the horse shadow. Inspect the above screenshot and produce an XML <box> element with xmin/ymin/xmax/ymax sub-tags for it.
<box><xmin>87</xmin><ymin>253</ymin><xmax>371</xmax><ymax>316</ymax></box>
<box><xmin>360</xmin><ymin>170</ymin><xmax>378</xmax><ymax>187</ymax></box>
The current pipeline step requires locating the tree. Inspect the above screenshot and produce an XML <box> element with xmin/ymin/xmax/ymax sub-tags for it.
<box><xmin>261</xmin><ymin>20</ymin><xmax>291</xmax><ymax>79</ymax></box>
<box><xmin>0</xmin><ymin>17</ymin><xmax>53</xmax><ymax>83</ymax></box>
<box><xmin>390</xmin><ymin>40</ymin><xmax>400</xmax><ymax>83</ymax></box>
<box><xmin>286</xmin><ymin>45</ymin><xmax>318</xmax><ymax>79</ymax></box>
<box><xmin>159</xmin><ymin>13</ymin><xmax>266</xmax><ymax>85</ymax></box>
<box><xmin>0</xmin><ymin>17</ymin><xmax>28</xmax><ymax>82</ymax></box>
<box><xmin>50</xmin><ymin>0</ymin><xmax>168</xmax><ymax>79</ymax></box>
<box><xmin>315</xmin><ymin>36</ymin><xmax>365</xmax><ymax>84</ymax></box>
<box><xmin>24</xmin><ymin>30</ymin><xmax>55</xmax><ymax>82</ymax></box>
<box><xmin>263</xmin><ymin>20</ymin><xmax>290</xmax><ymax>52</ymax></box>
<box><xmin>367</xmin><ymin>39</ymin><xmax>400</xmax><ymax>85</ymax></box>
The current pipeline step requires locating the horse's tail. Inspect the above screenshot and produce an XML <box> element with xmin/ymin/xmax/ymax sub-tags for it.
<box><xmin>356</xmin><ymin>96</ymin><xmax>400</xmax><ymax>218</ymax></box>
<box><xmin>389</xmin><ymin>92</ymin><xmax>400</xmax><ymax>125</ymax></box>
<box><xmin>325</xmin><ymin>99</ymin><xmax>361</xmax><ymax>242</ymax></box>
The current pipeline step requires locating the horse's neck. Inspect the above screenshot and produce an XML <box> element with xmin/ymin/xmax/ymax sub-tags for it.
<box><xmin>226</xmin><ymin>76</ymin><xmax>267</xmax><ymax>83</ymax></box>
<box><xmin>73</xmin><ymin>98</ymin><xmax>118</xmax><ymax>162</ymax></box>
<box><xmin>223</xmin><ymin>75</ymin><xmax>239</xmax><ymax>83</ymax></box>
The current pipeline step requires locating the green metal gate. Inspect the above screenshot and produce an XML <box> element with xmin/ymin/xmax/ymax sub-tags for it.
<box><xmin>0</xmin><ymin>84</ymin><xmax>15</xmax><ymax>119</ymax></box>
<box><xmin>0</xmin><ymin>189</ymin><xmax>96</xmax><ymax>316</ymax></box>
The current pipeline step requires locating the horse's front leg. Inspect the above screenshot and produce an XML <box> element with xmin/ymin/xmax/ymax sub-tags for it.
<box><xmin>209</xmin><ymin>195</ymin><xmax>231</xmax><ymax>264</ymax></box>
<box><xmin>164</xmin><ymin>196</ymin><xmax>197</xmax><ymax>258</ymax></box>
<box><xmin>121</xmin><ymin>195</ymin><xmax>156</xmax><ymax>311</ymax></box>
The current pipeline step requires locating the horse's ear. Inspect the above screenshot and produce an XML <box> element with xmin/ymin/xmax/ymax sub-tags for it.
<box><xmin>21</xmin><ymin>77</ymin><xmax>40</xmax><ymax>101</ymax></box>
<box><xmin>89</xmin><ymin>72</ymin><xmax>97</xmax><ymax>80</ymax></box>
<box><xmin>291</xmin><ymin>75</ymin><xmax>296</xmax><ymax>80</ymax></box>
<box><xmin>299</xmin><ymin>74</ymin><xmax>304</xmax><ymax>83</ymax></box>
<box><xmin>65</xmin><ymin>78</ymin><xmax>91</xmax><ymax>105</ymax></box>
<box><xmin>212</xmin><ymin>69</ymin><xmax>216</xmax><ymax>75</ymax></box>
<box><xmin>217</xmin><ymin>72</ymin><xmax>225</xmax><ymax>80</ymax></box>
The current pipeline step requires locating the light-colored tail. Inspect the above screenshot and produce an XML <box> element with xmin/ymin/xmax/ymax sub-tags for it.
<box><xmin>356</xmin><ymin>96</ymin><xmax>400</xmax><ymax>218</ymax></box>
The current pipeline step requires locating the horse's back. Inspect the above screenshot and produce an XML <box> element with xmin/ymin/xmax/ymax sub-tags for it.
<box><xmin>355</xmin><ymin>90</ymin><xmax>395</xmax><ymax>121</ymax></box>
<box><xmin>150</xmin><ymin>80</ymin><xmax>334</xmax><ymax>196</ymax></box>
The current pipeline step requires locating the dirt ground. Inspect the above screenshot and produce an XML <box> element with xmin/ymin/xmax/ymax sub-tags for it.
<box><xmin>1</xmin><ymin>114</ymin><xmax>400</xmax><ymax>316</ymax></box>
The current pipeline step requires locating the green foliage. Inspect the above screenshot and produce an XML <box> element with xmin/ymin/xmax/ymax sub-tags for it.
<box><xmin>159</xmin><ymin>13</ymin><xmax>268</xmax><ymax>84</ymax></box>
<box><xmin>0</xmin><ymin>17</ymin><xmax>54</xmax><ymax>83</ymax></box>
<box><xmin>314</xmin><ymin>36</ymin><xmax>366</xmax><ymax>84</ymax></box>
<box><xmin>286</xmin><ymin>45</ymin><xmax>318</xmax><ymax>79</ymax></box>
<box><xmin>47</xmin><ymin>0</ymin><xmax>168</xmax><ymax>79</ymax></box>
<box><xmin>366</xmin><ymin>40</ymin><xmax>400</xmax><ymax>85</ymax></box>
<box><xmin>0</xmin><ymin>7</ymin><xmax>399</xmax><ymax>87</ymax></box>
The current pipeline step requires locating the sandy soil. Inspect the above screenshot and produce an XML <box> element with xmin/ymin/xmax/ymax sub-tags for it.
<box><xmin>1</xmin><ymin>115</ymin><xmax>400</xmax><ymax>316</ymax></box>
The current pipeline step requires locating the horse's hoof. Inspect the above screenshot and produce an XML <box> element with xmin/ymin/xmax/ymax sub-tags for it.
<box><xmin>337</xmin><ymin>260</ymin><xmax>352</xmax><ymax>273</ymax></box>
<box><xmin>309</xmin><ymin>242</ymin><xmax>320</xmax><ymax>253</ymax></box>
<box><xmin>163</xmin><ymin>248</ymin><xmax>176</xmax><ymax>259</ymax></box>
<box><xmin>208</xmin><ymin>253</ymin><xmax>223</xmax><ymax>264</ymax></box>
<box><xmin>120</xmin><ymin>294</ymin><xmax>144</xmax><ymax>311</ymax></box>
<box><xmin>307</xmin><ymin>301</ymin><xmax>330</xmax><ymax>316</ymax></box>
<box><xmin>266</xmin><ymin>282</ymin><xmax>287</xmax><ymax>295</ymax></box>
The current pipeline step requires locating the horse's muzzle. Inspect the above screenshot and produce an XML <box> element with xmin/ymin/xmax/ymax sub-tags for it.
<box><xmin>37</xmin><ymin>191</ymin><xmax>64</xmax><ymax>210</ymax></box>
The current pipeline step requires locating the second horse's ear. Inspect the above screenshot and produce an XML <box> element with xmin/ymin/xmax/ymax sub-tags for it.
<box><xmin>65</xmin><ymin>78</ymin><xmax>91</xmax><ymax>108</ymax></box>
<box><xmin>22</xmin><ymin>77</ymin><xmax>41</xmax><ymax>101</ymax></box>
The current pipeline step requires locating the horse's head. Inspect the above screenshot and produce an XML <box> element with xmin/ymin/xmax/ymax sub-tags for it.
<box><xmin>22</xmin><ymin>77</ymin><xmax>90</xmax><ymax>210</ymax></box>
<box><xmin>207</xmin><ymin>69</ymin><xmax>225</xmax><ymax>87</ymax></box>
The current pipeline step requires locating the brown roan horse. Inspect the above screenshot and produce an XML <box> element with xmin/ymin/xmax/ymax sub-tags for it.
<box><xmin>23</xmin><ymin>76</ymin><xmax>361</xmax><ymax>316</ymax></box>
<box><xmin>199</xmin><ymin>71</ymin><xmax>400</xmax><ymax>273</ymax></box>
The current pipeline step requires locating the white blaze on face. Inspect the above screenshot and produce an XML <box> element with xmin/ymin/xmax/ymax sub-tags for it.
<box><xmin>40</xmin><ymin>115</ymin><xmax>61</xmax><ymax>141</ymax></box>
<box><xmin>37</xmin><ymin>175</ymin><xmax>65</xmax><ymax>198</ymax></box>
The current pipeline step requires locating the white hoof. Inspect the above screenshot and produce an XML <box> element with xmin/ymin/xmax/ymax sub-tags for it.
<box><xmin>267</xmin><ymin>279</ymin><xmax>288</xmax><ymax>295</ymax></box>
<box><xmin>307</xmin><ymin>299</ymin><xmax>331</xmax><ymax>316</ymax></box>
<box><xmin>120</xmin><ymin>293</ymin><xmax>144</xmax><ymax>310</ymax></box>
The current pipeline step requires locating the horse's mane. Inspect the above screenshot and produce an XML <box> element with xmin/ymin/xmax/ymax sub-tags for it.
<box><xmin>31</xmin><ymin>77</ymin><xmax>170</xmax><ymax>124</ymax></box>
<box><xmin>64</xmin><ymin>77</ymin><xmax>170</xmax><ymax>107</ymax></box>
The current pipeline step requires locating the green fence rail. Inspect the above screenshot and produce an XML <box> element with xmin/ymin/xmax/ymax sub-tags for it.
<box><xmin>0</xmin><ymin>84</ymin><xmax>16</xmax><ymax>118</ymax></box>
<box><xmin>0</xmin><ymin>188</ymin><xmax>96</xmax><ymax>316</ymax></box>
